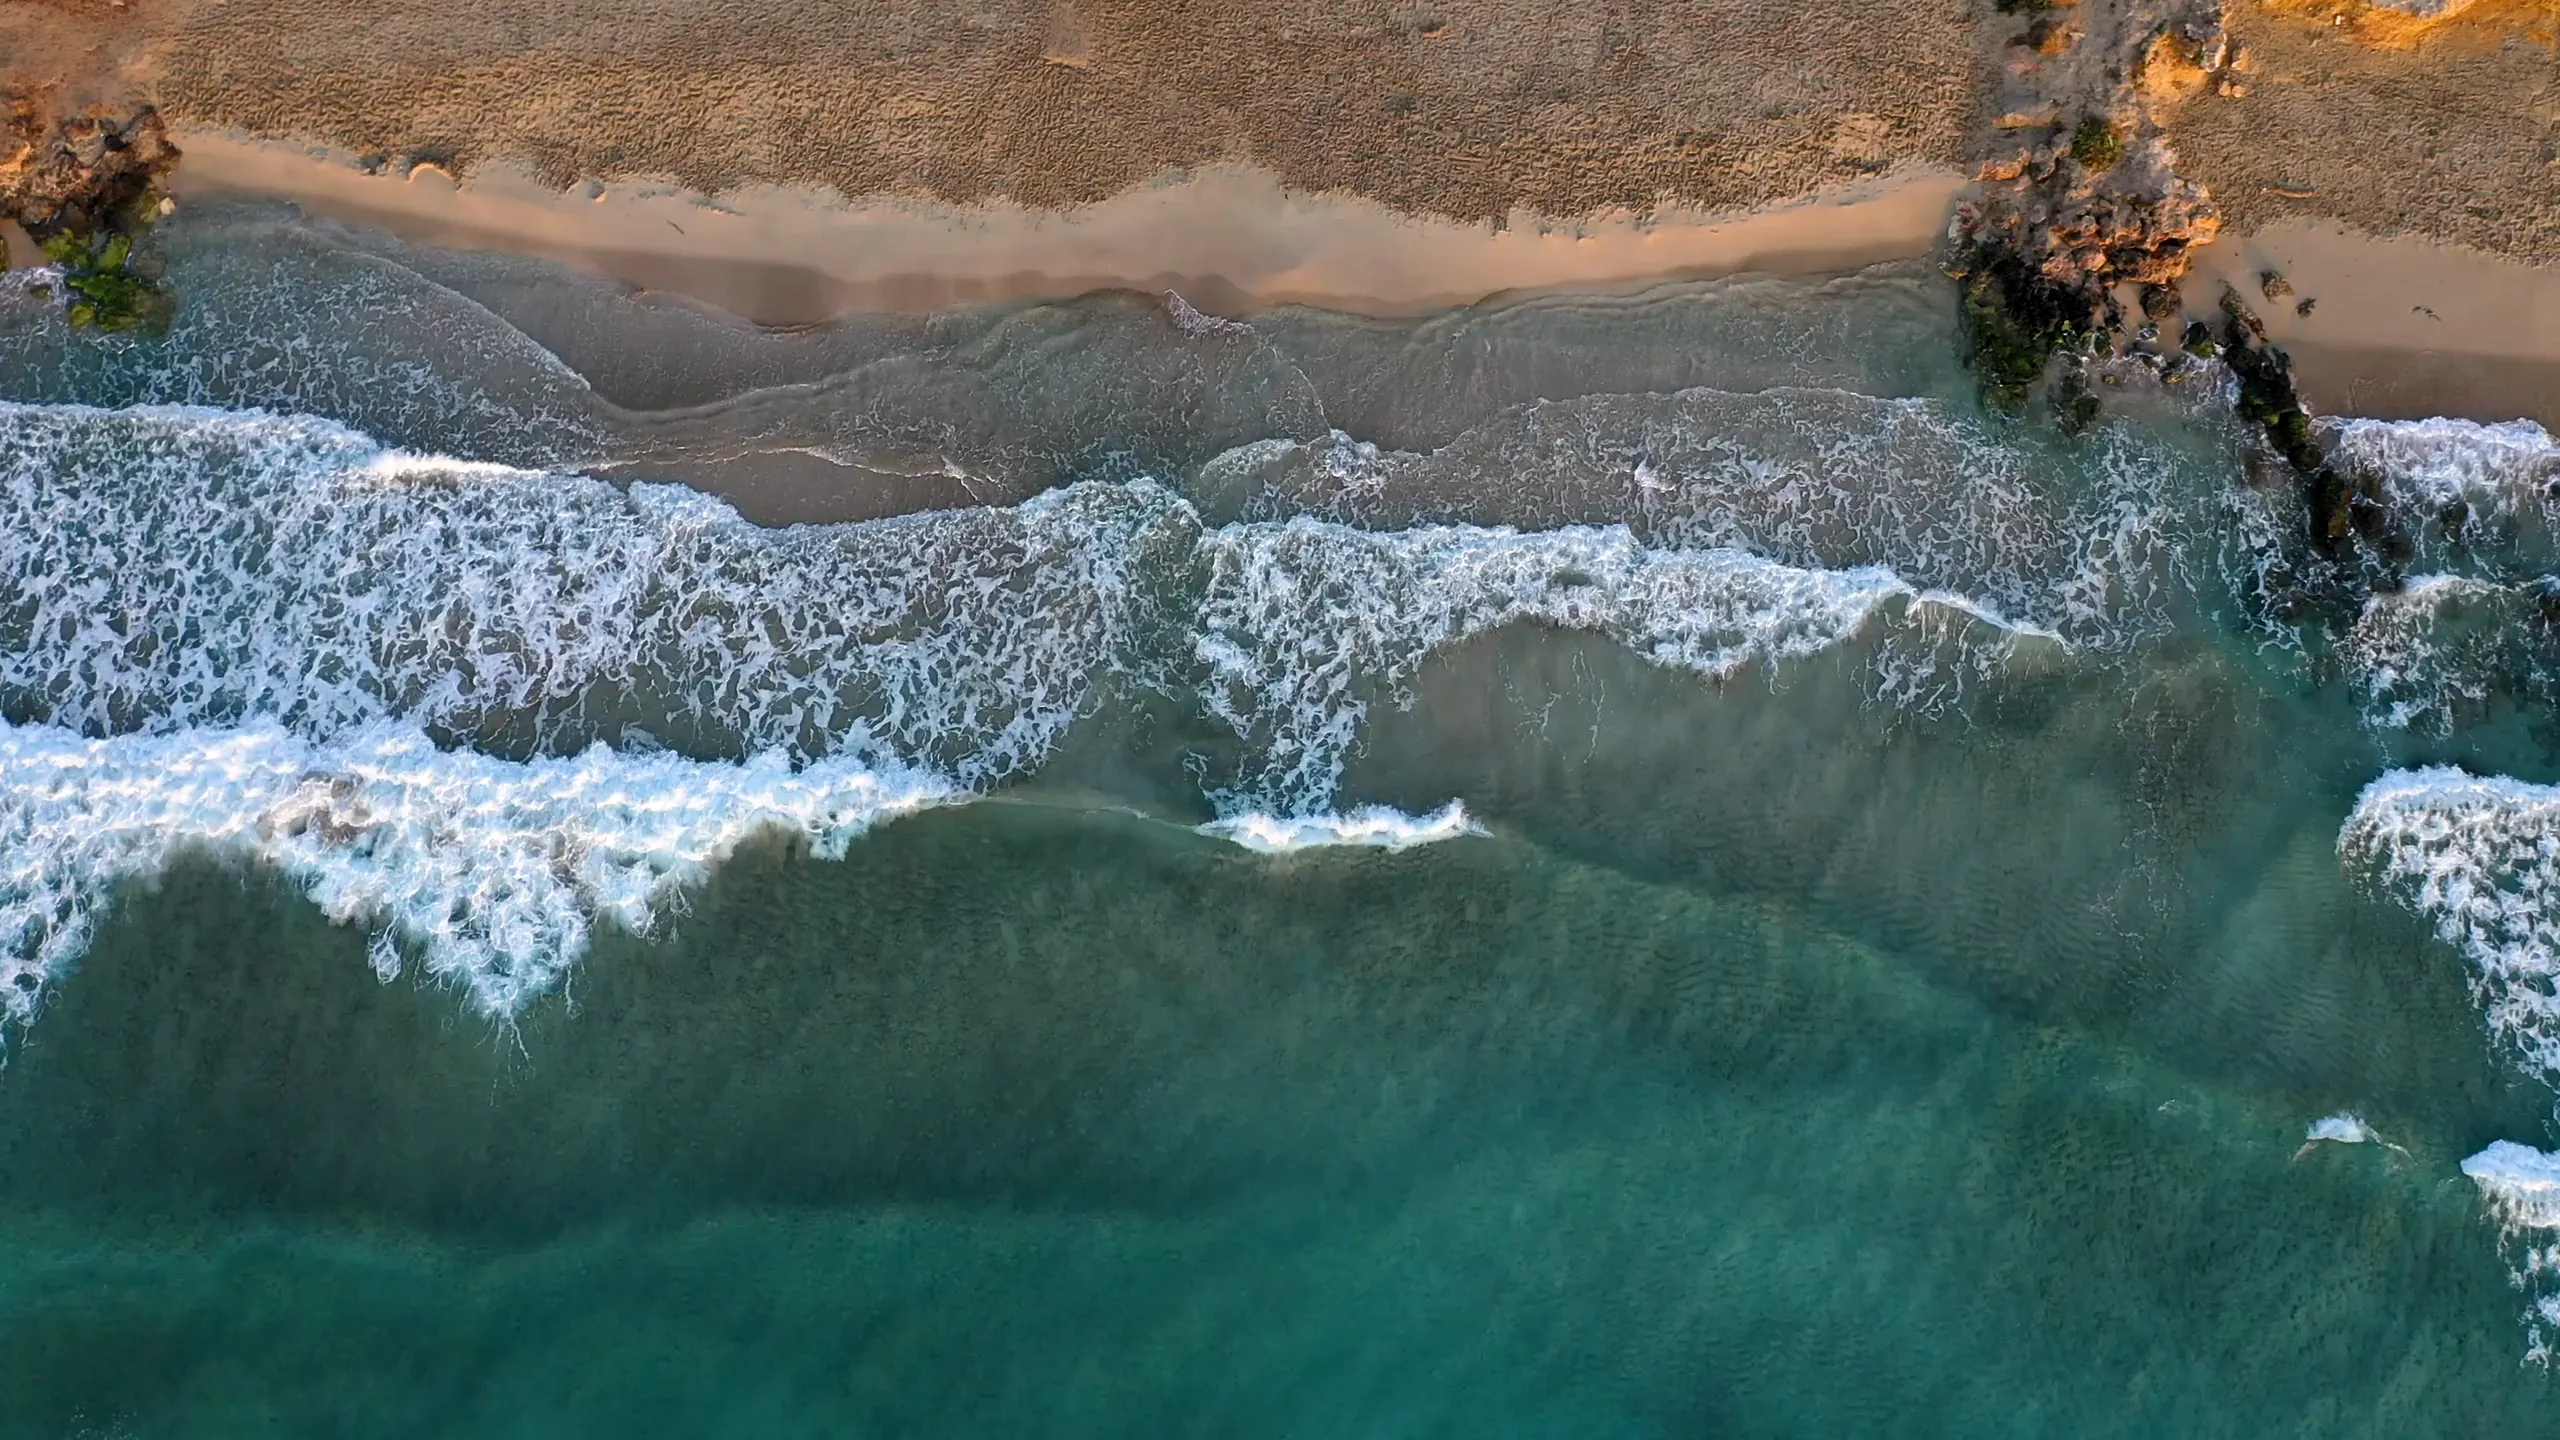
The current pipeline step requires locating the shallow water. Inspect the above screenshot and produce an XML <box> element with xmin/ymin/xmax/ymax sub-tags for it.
<box><xmin>2</xmin><ymin>204</ymin><xmax>2559</xmax><ymax>1434</ymax></box>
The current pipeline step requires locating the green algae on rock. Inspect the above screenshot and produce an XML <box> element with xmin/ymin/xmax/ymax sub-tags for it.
<box><xmin>4</xmin><ymin>96</ymin><xmax>180</xmax><ymax>332</ymax></box>
<box><xmin>37</xmin><ymin>226</ymin><xmax>172</xmax><ymax>334</ymax></box>
<box><xmin>1950</xmin><ymin>242</ymin><xmax>2098</xmax><ymax>413</ymax></box>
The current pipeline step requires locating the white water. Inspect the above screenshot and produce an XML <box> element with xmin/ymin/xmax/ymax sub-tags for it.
<box><xmin>2467</xmin><ymin>1141</ymin><xmax>2560</xmax><ymax>1229</ymax></box>
<box><xmin>1196</xmin><ymin>388</ymin><xmax>2209</xmax><ymax>650</ymax></box>
<box><xmin>5</xmin><ymin>401</ymin><xmax>2062</xmax><ymax>820</ymax></box>
<box><xmin>2343</xmin><ymin>766</ymin><xmax>2560</xmax><ymax>1366</ymax></box>
<box><xmin>2300</xmin><ymin>1113</ymin><xmax>2393</xmax><ymax>1149</ymax></box>
<box><xmin>1189</xmin><ymin>515</ymin><xmax>2029</xmax><ymax>813</ymax></box>
<box><xmin>0</xmin><ymin>403</ymin><xmax>1185</xmax><ymax>782</ymax></box>
<box><xmin>0</xmin><ymin>718</ymin><xmax>956</xmax><ymax>1024</ymax></box>
<box><xmin>2328</xmin><ymin>416</ymin><xmax>2560</xmax><ymax>520</ymax></box>
<box><xmin>2462</xmin><ymin>1140</ymin><xmax>2560</xmax><ymax>1365</ymax></box>
<box><xmin>2342</xmin><ymin>574</ymin><xmax>2522</xmax><ymax>732</ymax></box>
<box><xmin>0</xmin><ymin>399</ymin><xmax>2091</xmax><ymax>1021</ymax></box>
<box><xmin>1198</xmin><ymin>801</ymin><xmax>1486</xmax><ymax>853</ymax></box>
<box><xmin>2340</xmin><ymin>767</ymin><xmax>2560</xmax><ymax>1087</ymax></box>
<box><xmin>2313</xmin><ymin>417</ymin><xmax>2560</xmax><ymax>736</ymax></box>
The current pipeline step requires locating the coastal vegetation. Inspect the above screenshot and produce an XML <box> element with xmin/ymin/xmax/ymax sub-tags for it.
<box><xmin>2067</xmin><ymin>117</ymin><xmax>2124</xmax><ymax>172</ymax></box>
<box><xmin>1952</xmin><ymin>244</ymin><xmax>2094</xmax><ymax>413</ymax></box>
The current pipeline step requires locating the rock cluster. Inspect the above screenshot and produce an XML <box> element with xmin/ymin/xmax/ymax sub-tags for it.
<box><xmin>2</xmin><ymin>94</ymin><xmax>180</xmax><ymax>331</ymax></box>
<box><xmin>1955</xmin><ymin>135</ymin><xmax>2221</xmax><ymax>294</ymax></box>
<box><xmin>1948</xmin><ymin>0</ymin><xmax>2245</xmax><ymax>411</ymax></box>
<box><xmin>0</xmin><ymin>94</ymin><xmax>179</xmax><ymax>241</ymax></box>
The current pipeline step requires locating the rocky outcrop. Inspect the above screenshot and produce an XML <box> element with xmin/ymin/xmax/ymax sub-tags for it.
<box><xmin>1947</xmin><ymin>0</ymin><xmax>2243</xmax><ymax>416</ymax></box>
<box><xmin>2</xmin><ymin>94</ymin><xmax>180</xmax><ymax>331</ymax></box>
<box><xmin>1947</xmin><ymin>0</ymin><xmax>2405</xmax><ymax>598</ymax></box>
<box><xmin>1</xmin><ymin>95</ymin><xmax>178</xmax><ymax>243</ymax></box>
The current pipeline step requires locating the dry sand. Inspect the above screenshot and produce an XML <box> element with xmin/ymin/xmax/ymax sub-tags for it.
<box><xmin>20</xmin><ymin>0</ymin><xmax>1980</xmax><ymax>223</ymax></box>
<box><xmin>2186</xmin><ymin>217</ymin><xmax>2560</xmax><ymax>426</ymax></box>
<box><xmin>2170</xmin><ymin>0</ymin><xmax>2560</xmax><ymax>264</ymax></box>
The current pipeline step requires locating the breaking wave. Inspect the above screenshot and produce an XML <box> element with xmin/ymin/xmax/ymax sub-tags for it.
<box><xmin>0</xmin><ymin>398</ymin><xmax>2088</xmax><ymax>1020</ymax></box>
<box><xmin>1195</xmin><ymin>386</ymin><xmax>2215</xmax><ymax>649</ymax></box>
<box><xmin>2463</xmin><ymin>1140</ymin><xmax>2560</xmax><ymax>1365</ymax></box>
<box><xmin>2342</xmin><ymin>574</ymin><xmax>2557</xmax><ymax>733</ymax></box>
<box><xmin>1197</xmin><ymin>801</ymin><xmax>1487</xmax><ymax>854</ymax></box>
<box><xmin>0</xmin><ymin>403</ymin><xmax>1187</xmax><ymax>782</ymax></box>
<box><xmin>2343</xmin><ymin>767</ymin><xmax>2560</xmax><ymax>1362</ymax></box>
<box><xmin>2316</xmin><ymin>419</ymin><xmax>2560</xmax><ymax>731</ymax></box>
<box><xmin>2328</xmin><ymin>417</ymin><xmax>2560</xmax><ymax>557</ymax></box>
<box><xmin>2339</xmin><ymin>767</ymin><xmax>2560</xmax><ymax>1088</ymax></box>
<box><xmin>0</xmin><ymin>718</ymin><xmax>954</xmax><ymax>1024</ymax></box>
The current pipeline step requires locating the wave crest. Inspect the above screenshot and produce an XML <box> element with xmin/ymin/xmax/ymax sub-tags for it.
<box><xmin>2339</xmin><ymin>767</ymin><xmax>2560</xmax><ymax>1085</ymax></box>
<box><xmin>0</xmin><ymin>719</ymin><xmax>954</xmax><ymax>1024</ymax></box>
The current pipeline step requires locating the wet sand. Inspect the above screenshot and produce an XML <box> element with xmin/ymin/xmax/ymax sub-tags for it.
<box><xmin>170</xmin><ymin>130</ymin><xmax>2560</xmax><ymax>434</ymax></box>
<box><xmin>168</xmin><ymin>131</ymin><xmax>1971</xmax><ymax>321</ymax></box>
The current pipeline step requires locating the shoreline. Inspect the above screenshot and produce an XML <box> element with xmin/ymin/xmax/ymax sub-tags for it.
<box><xmin>166</xmin><ymin>129</ymin><xmax>1969</xmax><ymax>323</ymax></box>
<box><xmin>2181</xmin><ymin>219</ymin><xmax>2560</xmax><ymax>431</ymax></box>
<box><xmin>138</xmin><ymin>129</ymin><xmax>2560</xmax><ymax>435</ymax></box>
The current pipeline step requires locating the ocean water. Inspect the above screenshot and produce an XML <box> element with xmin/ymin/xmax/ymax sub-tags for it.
<box><xmin>2</xmin><ymin>203</ymin><xmax>2560</xmax><ymax>1433</ymax></box>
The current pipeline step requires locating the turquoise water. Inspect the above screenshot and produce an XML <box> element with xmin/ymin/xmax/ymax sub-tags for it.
<box><xmin>1</xmin><ymin>205</ymin><xmax>2558</xmax><ymax>1434</ymax></box>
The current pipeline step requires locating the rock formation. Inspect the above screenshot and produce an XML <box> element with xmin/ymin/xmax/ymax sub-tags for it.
<box><xmin>2</xmin><ymin>93</ymin><xmax>180</xmax><ymax>330</ymax></box>
<box><xmin>1</xmin><ymin>94</ymin><xmax>178</xmax><ymax>243</ymax></box>
<box><xmin>1948</xmin><ymin>0</ymin><xmax>2242</xmax><ymax>413</ymax></box>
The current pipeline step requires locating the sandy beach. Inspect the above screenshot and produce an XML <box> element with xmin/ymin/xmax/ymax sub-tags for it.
<box><xmin>4</xmin><ymin>0</ymin><xmax>2556</xmax><ymax>425</ymax></box>
<box><xmin>167</xmin><ymin>131</ymin><xmax>1974</xmax><ymax>320</ymax></box>
<box><xmin>2184</xmin><ymin>218</ymin><xmax>2560</xmax><ymax>428</ymax></box>
<box><xmin>157</xmin><ymin>129</ymin><xmax>2560</xmax><ymax>430</ymax></box>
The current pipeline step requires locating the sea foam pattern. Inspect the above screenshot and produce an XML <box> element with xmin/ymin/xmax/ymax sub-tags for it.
<box><xmin>1192</xmin><ymin>517</ymin><xmax>1929</xmax><ymax>813</ymax></box>
<box><xmin>4</xmin><ymin>402</ymin><xmax>2034</xmax><ymax>821</ymax></box>
<box><xmin>1198</xmin><ymin>801</ymin><xmax>1486</xmax><ymax>853</ymax></box>
<box><xmin>2339</xmin><ymin>768</ymin><xmax>2560</xmax><ymax>1085</ymax></box>
<box><xmin>2344</xmin><ymin>770</ymin><xmax>2560</xmax><ymax>1362</ymax></box>
<box><xmin>0</xmin><ymin>404</ymin><xmax>1190</xmax><ymax>782</ymax></box>
<box><xmin>2342</xmin><ymin>575</ymin><xmax>2555</xmax><ymax>733</ymax></box>
<box><xmin>2323</xmin><ymin>419</ymin><xmax>2560</xmax><ymax>731</ymax></box>
<box><xmin>1197</xmin><ymin>387</ymin><xmax>2210</xmax><ymax>647</ymax></box>
<box><xmin>2329</xmin><ymin>417</ymin><xmax>2560</xmax><ymax>542</ymax></box>
<box><xmin>0</xmin><ymin>400</ymin><xmax>2071</xmax><ymax>1014</ymax></box>
<box><xmin>0</xmin><ymin>719</ymin><xmax>954</xmax><ymax>1024</ymax></box>
<box><xmin>2464</xmin><ymin>1140</ymin><xmax>2560</xmax><ymax>1365</ymax></box>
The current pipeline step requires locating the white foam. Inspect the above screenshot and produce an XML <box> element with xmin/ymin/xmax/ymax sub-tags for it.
<box><xmin>2328</xmin><ymin>416</ymin><xmax>2560</xmax><ymax>513</ymax></box>
<box><xmin>1197</xmin><ymin>800</ymin><xmax>1486</xmax><ymax>853</ymax></box>
<box><xmin>1196</xmin><ymin>388</ymin><xmax>2211</xmax><ymax>652</ymax></box>
<box><xmin>1912</xmin><ymin>589</ymin><xmax>2067</xmax><ymax>644</ymax></box>
<box><xmin>1</xmin><ymin>400</ymin><xmax>2092</xmax><ymax>901</ymax></box>
<box><xmin>2466</xmin><ymin>1142</ymin><xmax>2560</xmax><ymax>1228</ymax></box>
<box><xmin>2293</xmin><ymin>1111</ymin><xmax>2410</xmax><ymax>1159</ymax></box>
<box><xmin>2304</xmin><ymin>1112</ymin><xmax>2383</xmax><ymax>1145</ymax></box>
<box><xmin>2340</xmin><ymin>767</ymin><xmax>2560</xmax><ymax>1085</ymax></box>
<box><xmin>1</xmin><ymin>266</ymin><xmax>64</xmax><ymax>306</ymax></box>
<box><xmin>0</xmin><ymin>402</ymin><xmax>1186</xmax><ymax>783</ymax></box>
<box><xmin>1190</xmin><ymin>516</ymin><xmax>1942</xmax><ymax>813</ymax></box>
<box><xmin>1162</xmin><ymin>291</ymin><xmax>1253</xmax><ymax>338</ymax></box>
<box><xmin>2342</xmin><ymin>574</ymin><xmax>2522</xmax><ymax>732</ymax></box>
<box><xmin>2344</xmin><ymin>769</ymin><xmax>2560</xmax><ymax>1362</ymax></box>
<box><xmin>2461</xmin><ymin>1140</ymin><xmax>2560</xmax><ymax>1365</ymax></box>
<box><xmin>0</xmin><ymin>718</ymin><xmax>955</xmax><ymax>1024</ymax></box>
